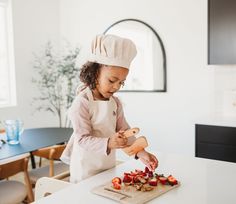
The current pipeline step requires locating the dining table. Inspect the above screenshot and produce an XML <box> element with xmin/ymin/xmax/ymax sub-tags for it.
<box><xmin>0</xmin><ymin>127</ymin><xmax>73</xmax><ymax>168</ymax></box>
<box><xmin>33</xmin><ymin>150</ymin><xmax>236</xmax><ymax>204</ymax></box>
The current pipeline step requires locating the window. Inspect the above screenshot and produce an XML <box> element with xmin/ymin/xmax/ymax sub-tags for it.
<box><xmin>0</xmin><ymin>0</ymin><xmax>16</xmax><ymax>107</ymax></box>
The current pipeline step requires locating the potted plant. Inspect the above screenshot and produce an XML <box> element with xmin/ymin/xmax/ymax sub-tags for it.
<box><xmin>32</xmin><ymin>41</ymin><xmax>80</xmax><ymax>127</ymax></box>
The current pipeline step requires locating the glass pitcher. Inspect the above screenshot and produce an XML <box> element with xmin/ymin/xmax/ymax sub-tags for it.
<box><xmin>3</xmin><ymin>119</ymin><xmax>24</xmax><ymax>145</ymax></box>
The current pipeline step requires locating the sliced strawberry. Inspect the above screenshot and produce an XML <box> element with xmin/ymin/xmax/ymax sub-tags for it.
<box><xmin>141</xmin><ymin>172</ymin><xmax>147</xmax><ymax>177</ymax></box>
<box><xmin>130</xmin><ymin>171</ymin><xmax>138</xmax><ymax>176</ymax></box>
<box><xmin>137</xmin><ymin>176</ymin><xmax>147</xmax><ymax>184</ymax></box>
<box><xmin>148</xmin><ymin>178</ymin><xmax>158</xmax><ymax>186</ymax></box>
<box><xmin>167</xmin><ymin>175</ymin><xmax>178</xmax><ymax>186</ymax></box>
<box><xmin>112</xmin><ymin>177</ymin><xmax>121</xmax><ymax>184</ymax></box>
<box><xmin>144</xmin><ymin>167</ymin><xmax>150</xmax><ymax>173</ymax></box>
<box><xmin>113</xmin><ymin>182</ymin><xmax>121</xmax><ymax>190</ymax></box>
<box><xmin>158</xmin><ymin>176</ymin><xmax>168</xmax><ymax>185</ymax></box>
<box><xmin>133</xmin><ymin>175</ymin><xmax>141</xmax><ymax>183</ymax></box>
<box><xmin>157</xmin><ymin>174</ymin><xmax>164</xmax><ymax>178</ymax></box>
<box><xmin>148</xmin><ymin>171</ymin><xmax>153</xmax><ymax>178</ymax></box>
<box><xmin>123</xmin><ymin>175</ymin><xmax>132</xmax><ymax>183</ymax></box>
<box><xmin>124</xmin><ymin>172</ymin><xmax>131</xmax><ymax>176</ymax></box>
<box><xmin>144</xmin><ymin>175</ymin><xmax>149</xmax><ymax>181</ymax></box>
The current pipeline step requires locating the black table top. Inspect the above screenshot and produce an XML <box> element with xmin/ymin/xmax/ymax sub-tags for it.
<box><xmin>0</xmin><ymin>127</ymin><xmax>73</xmax><ymax>160</ymax></box>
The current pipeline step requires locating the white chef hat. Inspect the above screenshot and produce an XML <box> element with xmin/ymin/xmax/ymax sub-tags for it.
<box><xmin>88</xmin><ymin>34</ymin><xmax>137</xmax><ymax>69</ymax></box>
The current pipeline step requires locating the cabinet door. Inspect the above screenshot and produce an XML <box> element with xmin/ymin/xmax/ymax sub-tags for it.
<box><xmin>208</xmin><ymin>0</ymin><xmax>236</xmax><ymax>64</ymax></box>
<box><xmin>195</xmin><ymin>124</ymin><xmax>236</xmax><ymax>163</ymax></box>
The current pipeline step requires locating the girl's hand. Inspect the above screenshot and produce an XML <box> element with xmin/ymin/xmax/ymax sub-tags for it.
<box><xmin>108</xmin><ymin>131</ymin><xmax>128</xmax><ymax>150</ymax></box>
<box><xmin>137</xmin><ymin>150</ymin><xmax>158</xmax><ymax>171</ymax></box>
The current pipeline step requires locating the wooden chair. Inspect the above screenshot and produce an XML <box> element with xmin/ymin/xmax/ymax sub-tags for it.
<box><xmin>29</xmin><ymin>144</ymin><xmax>69</xmax><ymax>185</ymax></box>
<box><xmin>0</xmin><ymin>153</ymin><xmax>34</xmax><ymax>203</ymax></box>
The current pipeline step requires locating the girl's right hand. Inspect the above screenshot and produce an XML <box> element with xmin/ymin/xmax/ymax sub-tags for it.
<box><xmin>108</xmin><ymin>131</ymin><xmax>128</xmax><ymax>150</ymax></box>
<box><xmin>137</xmin><ymin>150</ymin><xmax>158</xmax><ymax>171</ymax></box>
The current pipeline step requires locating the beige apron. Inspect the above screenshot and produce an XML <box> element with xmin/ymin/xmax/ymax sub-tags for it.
<box><xmin>69</xmin><ymin>88</ymin><xmax>117</xmax><ymax>183</ymax></box>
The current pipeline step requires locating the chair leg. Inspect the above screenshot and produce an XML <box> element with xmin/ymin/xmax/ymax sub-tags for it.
<box><xmin>24</xmin><ymin>173</ymin><xmax>34</xmax><ymax>202</ymax></box>
<box><xmin>49</xmin><ymin>160</ymin><xmax>54</xmax><ymax>177</ymax></box>
<box><xmin>24</xmin><ymin>158</ymin><xmax>34</xmax><ymax>202</ymax></box>
<box><xmin>39</xmin><ymin>157</ymin><xmax>42</xmax><ymax>167</ymax></box>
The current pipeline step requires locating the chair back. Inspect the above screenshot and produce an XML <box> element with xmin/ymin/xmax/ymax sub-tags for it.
<box><xmin>49</xmin><ymin>144</ymin><xmax>67</xmax><ymax>160</ymax></box>
<box><xmin>0</xmin><ymin>154</ymin><xmax>28</xmax><ymax>179</ymax></box>
<box><xmin>30</xmin><ymin>144</ymin><xmax>69</xmax><ymax>181</ymax></box>
<box><xmin>32</xmin><ymin>144</ymin><xmax>66</xmax><ymax>160</ymax></box>
<box><xmin>0</xmin><ymin>153</ymin><xmax>34</xmax><ymax>202</ymax></box>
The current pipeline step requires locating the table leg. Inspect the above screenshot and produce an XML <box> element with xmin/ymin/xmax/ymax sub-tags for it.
<box><xmin>30</xmin><ymin>152</ymin><xmax>36</xmax><ymax>169</ymax></box>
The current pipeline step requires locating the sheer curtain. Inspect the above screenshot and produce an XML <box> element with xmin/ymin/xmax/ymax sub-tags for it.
<box><xmin>0</xmin><ymin>0</ymin><xmax>16</xmax><ymax>107</ymax></box>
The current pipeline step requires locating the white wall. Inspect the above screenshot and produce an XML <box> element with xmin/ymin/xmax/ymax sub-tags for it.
<box><xmin>59</xmin><ymin>0</ymin><xmax>216</xmax><ymax>156</ymax></box>
<box><xmin>1</xmin><ymin>0</ymin><xmax>236</xmax><ymax>157</ymax></box>
<box><xmin>0</xmin><ymin>0</ymin><xmax>60</xmax><ymax>128</ymax></box>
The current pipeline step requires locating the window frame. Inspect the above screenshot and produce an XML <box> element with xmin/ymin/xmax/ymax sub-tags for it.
<box><xmin>103</xmin><ymin>19</ymin><xmax>167</xmax><ymax>92</ymax></box>
<box><xmin>0</xmin><ymin>0</ymin><xmax>16</xmax><ymax>108</ymax></box>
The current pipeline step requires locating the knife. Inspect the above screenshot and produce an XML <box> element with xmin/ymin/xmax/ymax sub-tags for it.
<box><xmin>123</xmin><ymin>127</ymin><xmax>140</xmax><ymax>138</ymax></box>
<box><xmin>104</xmin><ymin>187</ymin><xmax>132</xmax><ymax>198</ymax></box>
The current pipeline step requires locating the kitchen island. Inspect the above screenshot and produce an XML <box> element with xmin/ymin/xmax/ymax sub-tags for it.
<box><xmin>34</xmin><ymin>151</ymin><xmax>236</xmax><ymax>204</ymax></box>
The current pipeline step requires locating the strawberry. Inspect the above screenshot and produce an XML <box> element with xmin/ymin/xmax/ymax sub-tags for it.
<box><xmin>157</xmin><ymin>173</ymin><xmax>164</xmax><ymax>178</ymax></box>
<box><xmin>148</xmin><ymin>178</ymin><xmax>158</xmax><ymax>186</ymax></box>
<box><xmin>112</xmin><ymin>177</ymin><xmax>121</xmax><ymax>184</ymax></box>
<box><xmin>167</xmin><ymin>175</ymin><xmax>178</xmax><ymax>186</ymax></box>
<box><xmin>124</xmin><ymin>172</ymin><xmax>131</xmax><ymax>176</ymax></box>
<box><xmin>133</xmin><ymin>175</ymin><xmax>141</xmax><ymax>183</ymax></box>
<box><xmin>137</xmin><ymin>176</ymin><xmax>147</xmax><ymax>184</ymax></box>
<box><xmin>123</xmin><ymin>175</ymin><xmax>132</xmax><ymax>183</ymax></box>
<box><xmin>144</xmin><ymin>167</ymin><xmax>149</xmax><ymax>173</ymax></box>
<box><xmin>158</xmin><ymin>176</ymin><xmax>168</xmax><ymax>185</ymax></box>
<box><xmin>141</xmin><ymin>172</ymin><xmax>147</xmax><ymax>177</ymax></box>
<box><xmin>113</xmin><ymin>182</ymin><xmax>121</xmax><ymax>190</ymax></box>
<box><xmin>130</xmin><ymin>171</ymin><xmax>138</xmax><ymax>177</ymax></box>
<box><xmin>148</xmin><ymin>171</ymin><xmax>153</xmax><ymax>178</ymax></box>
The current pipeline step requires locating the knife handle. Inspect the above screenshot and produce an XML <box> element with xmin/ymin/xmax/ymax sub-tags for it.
<box><xmin>123</xmin><ymin>127</ymin><xmax>140</xmax><ymax>138</ymax></box>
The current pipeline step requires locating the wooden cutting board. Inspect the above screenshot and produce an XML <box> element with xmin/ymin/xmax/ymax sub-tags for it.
<box><xmin>91</xmin><ymin>181</ymin><xmax>180</xmax><ymax>204</ymax></box>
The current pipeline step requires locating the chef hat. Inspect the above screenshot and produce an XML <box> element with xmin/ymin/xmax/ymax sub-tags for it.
<box><xmin>88</xmin><ymin>34</ymin><xmax>137</xmax><ymax>69</ymax></box>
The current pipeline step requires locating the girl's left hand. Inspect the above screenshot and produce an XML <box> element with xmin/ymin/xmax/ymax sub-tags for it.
<box><xmin>137</xmin><ymin>150</ymin><xmax>158</xmax><ymax>171</ymax></box>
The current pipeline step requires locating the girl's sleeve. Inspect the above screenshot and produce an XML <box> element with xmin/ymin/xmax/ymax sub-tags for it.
<box><xmin>115</xmin><ymin>97</ymin><xmax>130</xmax><ymax>132</ymax></box>
<box><xmin>115</xmin><ymin>97</ymin><xmax>136</xmax><ymax>145</ymax></box>
<box><xmin>68</xmin><ymin>96</ymin><xmax>109</xmax><ymax>156</ymax></box>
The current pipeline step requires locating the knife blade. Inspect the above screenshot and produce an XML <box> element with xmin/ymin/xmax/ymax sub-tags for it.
<box><xmin>104</xmin><ymin>187</ymin><xmax>132</xmax><ymax>198</ymax></box>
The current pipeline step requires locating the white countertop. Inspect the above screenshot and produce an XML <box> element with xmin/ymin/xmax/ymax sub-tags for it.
<box><xmin>34</xmin><ymin>152</ymin><xmax>236</xmax><ymax>204</ymax></box>
<box><xmin>196</xmin><ymin>115</ymin><xmax>236</xmax><ymax>127</ymax></box>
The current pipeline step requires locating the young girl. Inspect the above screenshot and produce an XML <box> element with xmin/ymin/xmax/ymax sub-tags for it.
<box><xmin>61</xmin><ymin>34</ymin><xmax>158</xmax><ymax>183</ymax></box>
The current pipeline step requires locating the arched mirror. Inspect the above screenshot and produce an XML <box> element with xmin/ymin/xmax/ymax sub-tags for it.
<box><xmin>104</xmin><ymin>19</ymin><xmax>167</xmax><ymax>92</ymax></box>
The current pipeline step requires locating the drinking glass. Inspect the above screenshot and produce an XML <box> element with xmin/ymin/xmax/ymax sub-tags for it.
<box><xmin>3</xmin><ymin>119</ymin><xmax>24</xmax><ymax>145</ymax></box>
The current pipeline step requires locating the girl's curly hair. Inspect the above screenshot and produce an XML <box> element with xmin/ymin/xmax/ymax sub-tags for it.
<box><xmin>79</xmin><ymin>62</ymin><xmax>102</xmax><ymax>90</ymax></box>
